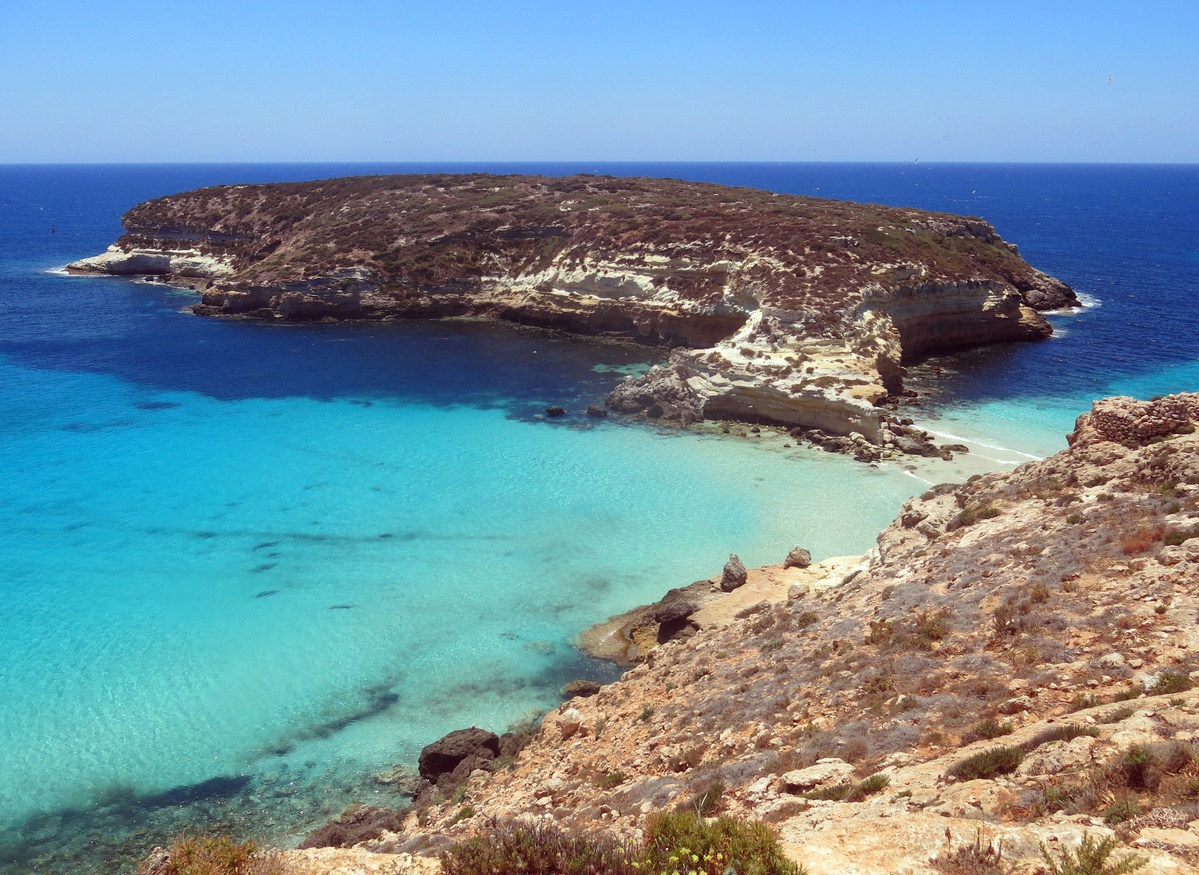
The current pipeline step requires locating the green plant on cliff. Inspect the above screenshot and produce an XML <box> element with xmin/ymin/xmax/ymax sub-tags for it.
<box><xmin>440</xmin><ymin>820</ymin><xmax>634</xmax><ymax>875</ymax></box>
<box><xmin>947</xmin><ymin>745</ymin><xmax>1024</xmax><ymax>781</ymax></box>
<box><xmin>641</xmin><ymin>810</ymin><xmax>804</xmax><ymax>875</ymax></box>
<box><xmin>1038</xmin><ymin>832</ymin><xmax>1146</xmax><ymax>875</ymax></box>
<box><xmin>135</xmin><ymin>833</ymin><xmax>285</xmax><ymax>875</ymax></box>
<box><xmin>439</xmin><ymin>811</ymin><xmax>804</xmax><ymax>875</ymax></box>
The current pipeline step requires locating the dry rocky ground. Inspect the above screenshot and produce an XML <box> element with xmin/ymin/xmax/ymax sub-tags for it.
<box><xmin>148</xmin><ymin>393</ymin><xmax>1199</xmax><ymax>874</ymax></box>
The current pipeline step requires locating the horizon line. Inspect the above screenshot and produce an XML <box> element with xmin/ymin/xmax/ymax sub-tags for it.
<box><xmin>3</xmin><ymin>159</ymin><xmax>1199</xmax><ymax>168</ymax></box>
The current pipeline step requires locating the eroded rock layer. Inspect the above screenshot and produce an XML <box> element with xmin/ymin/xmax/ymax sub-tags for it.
<box><xmin>68</xmin><ymin>174</ymin><xmax>1075</xmax><ymax>440</ymax></box>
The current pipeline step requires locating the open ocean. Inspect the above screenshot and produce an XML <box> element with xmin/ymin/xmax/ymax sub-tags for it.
<box><xmin>1</xmin><ymin>162</ymin><xmax>1197</xmax><ymax>873</ymax></box>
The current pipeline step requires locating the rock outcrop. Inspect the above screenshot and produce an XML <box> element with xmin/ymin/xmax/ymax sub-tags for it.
<box><xmin>253</xmin><ymin>393</ymin><xmax>1199</xmax><ymax>875</ymax></box>
<box><xmin>67</xmin><ymin>173</ymin><xmax>1075</xmax><ymax>442</ymax></box>
<box><xmin>417</xmin><ymin>728</ymin><xmax>500</xmax><ymax>787</ymax></box>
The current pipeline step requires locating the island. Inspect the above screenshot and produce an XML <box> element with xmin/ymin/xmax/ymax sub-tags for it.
<box><xmin>69</xmin><ymin>174</ymin><xmax>1076</xmax><ymax>453</ymax></box>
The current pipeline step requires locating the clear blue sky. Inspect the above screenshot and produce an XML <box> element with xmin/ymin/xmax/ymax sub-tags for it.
<box><xmin>2</xmin><ymin>0</ymin><xmax>1196</xmax><ymax>162</ymax></box>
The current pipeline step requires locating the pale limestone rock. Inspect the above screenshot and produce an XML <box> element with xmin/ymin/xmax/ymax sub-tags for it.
<box><xmin>1099</xmin><ymin>652</ymin><xmax>1127</xmax><ymax>669</ymax></box>
<box><xmin>557</xmin><ymin>707</ymin><xmax>584</xmax><ymax>739</ymax></box>
<box><xmin>779</xmin><ymin>759</ymin><xmax>855</xmax><ymax>793</ymax></box>
<box><xmin>1017</xmin><ymin>736</ymin><xmax>1099</xmax><ymax>777</ymax></box>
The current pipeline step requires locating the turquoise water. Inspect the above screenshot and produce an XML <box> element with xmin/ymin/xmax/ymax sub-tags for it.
<box><xmin>1</xmin><ymin>163</ymin><xmax>1196</xmax><ymax>872</ymax></box>
<box><xmin>1</xmin><ymin>354</ymin><xmax>921</xmax><ymax>825</ymax></box>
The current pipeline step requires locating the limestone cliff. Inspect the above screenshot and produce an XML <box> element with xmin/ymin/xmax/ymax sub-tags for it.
<box><xmin>68</xmin><ymin>174</ymin><xmax>1075</xmax><ymax>441</ymax></box>
<box><xmin>249</xmin><ymin>393</ymin><xmax>1199</xmax><ymax>875</ymax></box>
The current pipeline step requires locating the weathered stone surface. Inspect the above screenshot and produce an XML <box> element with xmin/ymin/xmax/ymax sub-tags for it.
<box><xmin>779</xmin><ymin>759</ymin><xmax>856</xmax><ymax>793</ymax></box>
<box><xmin>653</xmin><ymin>598</ymin><xmax>699</xmax><ymax>625</ymax></box>
<box><xmin>299</xmin><ymin>805</ymin><xmax>408</xmax><ymax>849</ymax></box>
<box><xmin>783</xmin><ymin>547</ymin><xmax>812</xmax><ymax>569</ymax></box>
<box><xmin>561</xmin><ymin>679</ymin><xmax>603</xmax><ymax>698</ymax></box>
<box><xmin>1070</xmin><ymin>393</ymin><xmax>1199</xmax><ymax>448</ymax></box>
<box><xmin>557</xmin><ymin>707</ymin><xmax>585</xmax><ymax>739</ymax></box>
<box><xmin>720</xmin><ymin>553</ymin><xmax>748</xmax><ymax>592</ymax></box>
<box><xmin>417</xmin><ymin>728</ymin><xmax>499</xmax><ymax>784</ymax></box>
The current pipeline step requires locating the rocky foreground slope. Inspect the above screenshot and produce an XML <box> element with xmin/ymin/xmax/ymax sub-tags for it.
<box><xmin>68</xmin><ymin>174</ymin><xmax>1075</xmax><ymax>442</ymax></box>
<box><xmin>215</xmin><ymin>392</ymin><xmax>1199</xmax><ymax>875</ymax></box>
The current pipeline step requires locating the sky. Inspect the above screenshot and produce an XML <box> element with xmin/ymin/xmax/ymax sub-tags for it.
<box><xmin>1</xmin><ymin>0</ymin><xmax>1196</xmax><ymax>163</ymax></box>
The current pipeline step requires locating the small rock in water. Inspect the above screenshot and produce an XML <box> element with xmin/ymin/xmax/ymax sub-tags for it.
<box><xmin>586</xmin><ymin>405</ymin><xmax>608</xmax><ymax>418</ymax></box>
<box><xmin>546</xmin><ymin>406</ymin><xmax>567</xmax><ymax>417</ymax></box>
<box><xmin>720</xmin><ymin>553</ymin><xmax>748</xmax><ymax>592</ymax></box>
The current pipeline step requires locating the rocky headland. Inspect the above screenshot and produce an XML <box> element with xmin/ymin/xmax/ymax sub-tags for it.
<box><xmin>160</xmin><ymin>392</ymin><xmax>1199</xmax><ymax>875</ymax></box>
<box><xmin>68</xmin><ymin>174</ymin><xmax>1075</xmax><ymax>451</ymax></box>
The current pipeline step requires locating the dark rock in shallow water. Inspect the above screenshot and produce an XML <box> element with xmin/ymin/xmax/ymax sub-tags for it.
<box><xmin>586</xmin><ymin>404</ymin><xmax>608</xmax><ymax>418</ymax></box>
<box><xmin>545</xmin><ymin>406</ymin><xmax>567</xmax><ymax>417</ymax></box>
<box><xmin>418</xmin><ymin>728</ymin><xmax>500</xmax><ymax>785</ymax></box>
<box><xmin>893</xmin><ymin>434</ymin><xmax>942</xmax><ymax>457</ymax></box>
<box><xmin>720</xmin><ymin>553</ymin><xmax>748</xmax><ymax>592</ymax></box>
<box><xmin>298</xmin><ymin>805</ymin><xmax>407</xmax><ymax>849</ymax></box>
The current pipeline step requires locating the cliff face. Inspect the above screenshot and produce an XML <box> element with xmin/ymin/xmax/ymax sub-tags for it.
<box><xmin>68</xmin><ymin>174</ymin><xmax>1075</xmax><ymax>439</ymax></box>
<box><xmin>270</xmin><ymin>394</ymin><xmax>1199</xmax><ymax>874</ymax></box>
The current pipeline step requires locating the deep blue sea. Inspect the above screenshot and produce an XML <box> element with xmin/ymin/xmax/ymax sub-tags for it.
<box><xmin>1</xmin><ymin>163</ymin><xmax>1197</xmax><ymax>872</ymax></box>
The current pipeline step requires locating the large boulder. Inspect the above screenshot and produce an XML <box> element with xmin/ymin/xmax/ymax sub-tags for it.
<box><xmin>418</xmin><ymin>728</ymin><xmax>500</xmax><ymax>785</ymax></box>
<box><xmin>720</xmin><ymin>554</ymin><xmax>748</xmax><ymax>592</ymax></box>
<box><xmin>784</xmin><ymin>546</ymin><xmax>812</xmax><ymax>569</ymax></box>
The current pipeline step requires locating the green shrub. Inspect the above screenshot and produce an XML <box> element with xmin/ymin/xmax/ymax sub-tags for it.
<box><xmin>440</xmin><ymin>822</ymin><xmax>634</xmax><ymax>875</ymax></box>
<box><xmin>1163</xmin><ymin>526</ymin><xmax>1199</xmax><ymax>546</ymax></box>
<box><xmin>1038</xmin><ymin>832</ymin><xmax>1146</xmax><ymax>875</ymax></box>
<box><xmin>678</xmin><ymin>782</ymin><xmax>725</xmax><ymax>817</ymax></box>
<box><xmin>846</xmin><ymin>773</ymin><xmax>890</xmax><ymax>801</ymax></box>
<box><xmin>599</xmin><ymin>771</ymin><xmax>628</xmax><ymax>789</ymax></box>
<box><xmin>954</xmin><ymin>507</ymin><xmax>998</xmax><ymax>528</ymax></box>
<box><xmin>913</xmin><ymin>608</ymin><xmax>950</xmax><ymax>646</ymax></box>
<box><xmin>1151</xmin><ymin>670</ymin><xmax>1193</xmax><ymax>695</ymax></box>
<box><xmin>946</xmin><ymin>746</ymin><xmax>1024</xmax><ymax>781</ymax></box>
<box><xmin>135</xmin><ymin>834</ymin><xmax>284</xmax><ymax>875</ymax></box>
<box><xmin>802</xmin><ymin>774</ymin><xmax>890</xmax><ymax>803</ymax></box>
<box><xmin>1025</xmin><ymin>724</ymin><xmax>1100</xmax><ymax>750</ymax></box>
<box><xmin>1116</xmin><ymin>744</ymin><xmax>1157</xmax><ymax>791</ymax></box>
<box><xmin>440</xmin><ymin>812</ymin><xmax>804</xmax><ymax>875</ymax></box>
<box><xmin>1103</xmin><ymin>800</ymin><xmax>1140</xmax><ymax>824</ymax></box>
<box><xmin>642</xmin><ymin>811</ymin><xmax>804</xmax><ymax>875</ymax></box>
<box><xmin>961</xmin><ymin>719</ymin><xmax>1014</xmax><ymax>745</ymax></box>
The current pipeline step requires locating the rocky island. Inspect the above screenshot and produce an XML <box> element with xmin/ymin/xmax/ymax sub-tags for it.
<box><xmin>69</xmin><ymin>174</ymin><xmax>1076</xmax><ymax>449</ymax></box>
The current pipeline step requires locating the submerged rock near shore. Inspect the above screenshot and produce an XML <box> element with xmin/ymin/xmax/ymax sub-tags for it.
<box><xmin>68</xmin><ymin>173</ymin><xmax>1075</xmax><ymax>441</ymax></box>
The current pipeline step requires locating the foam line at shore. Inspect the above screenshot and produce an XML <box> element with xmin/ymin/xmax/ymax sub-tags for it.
<box><xmin>923</xmin><ymin>428</ymin><xmax>1044</xmax><ymax>461</ymax></box>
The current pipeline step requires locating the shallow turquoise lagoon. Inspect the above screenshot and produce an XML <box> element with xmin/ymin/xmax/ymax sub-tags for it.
<box><xmin>0</xmin><ymin>349</ymin><xmax>930</xmax><ymax>832</ymax></box>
